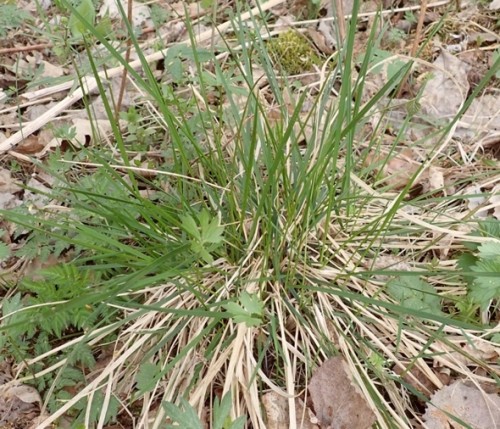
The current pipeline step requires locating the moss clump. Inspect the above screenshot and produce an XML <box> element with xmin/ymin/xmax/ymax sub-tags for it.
<box><xmin>267</xmin><ymin>30</ymin><xmax>320</xmax><ymax>75</ymax></box>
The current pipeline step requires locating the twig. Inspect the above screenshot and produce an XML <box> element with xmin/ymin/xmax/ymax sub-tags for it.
<box><xmin>396</xmin><ymin>0</ymin><xmax>428</xmax><ymax>98</ymax></box>
<box><xmin>0</xmin><ymin>43</ymin><xmax>52</xmax><ymax>55</ymax></box>
<box><xmin>334</xmin><ymin>0</ymin><xmax>345</xmax><ymax>42</ymax></box>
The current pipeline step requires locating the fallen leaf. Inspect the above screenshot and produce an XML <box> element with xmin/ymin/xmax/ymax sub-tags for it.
<box><xmin>420</xmin><ymin>50</ymin><xmax>470</xmax><ymax>120</ymax></box>
<box><xmin>366</xmin><ymin>147</ymin><xmax>422</xmax><ymax>189</ymax></box>
<box><xmin>309</xmin><ymin>356</ymin><xmax>376</xmax><ymax>429</ymax></box>
<box><xmin>393</xmin><ymin>362</ymin><xmax>440</xmax><ymax>397</ymax></box>
<box><xmin>0</xmin><ymin>168</ymin><xmax>21</xmax><ymax>194</ymax></box>
<box><xmin>262</xmin><ymin>392</ymin><xmax>289</xmax><ymax>429</ymax></box>
<box><xmin>423</xmin><ymin>381</ymin><xmax>500</xmax><ymax>429</ymax></box>
<box><xmin>307</xmin><ymin>28</ymin><xmax>334</xmax><ymax>55</ymax></box>
<box><xmin>425</xmin><ymin>166</ymin><xmax>445</xmax><ymax>194</ymax></box>
<box><xmin>0</xmin><ymin>382</ymin><xmax>42</xmax><ymax>426</ymax></box>
<box><xmin>262</xmin><ymin>392</ymin><xmax>320</xmax><ymax>429</ymax></box>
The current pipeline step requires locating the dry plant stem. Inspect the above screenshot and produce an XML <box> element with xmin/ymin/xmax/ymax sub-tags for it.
<box><xmin>0</xmin><ymin>0</ymin><xmax>286</xmax><ymax>155</ymax></box>
<box><xmin>115</xmin><ymin>0</ymin><xmax>133</xmax><ymax>121</ymax></box>
<box><xmin>335</xmin><ymin>0</ymin><xmax>345</xmax><ymax>42</ymax></box>
<box><xmin>0</xmin><ymin>43</ymin><xmax>52</xmax><ymax>55</ymax></box>
<box><xmin>286</xmin><ymin>0</ymin><xmax>450</xmax><ymax>27</ymax></box>
<box><xmin>396</xmin><ymin>0</ymin><xmax>428</xmax><ymax>98</ymax></box>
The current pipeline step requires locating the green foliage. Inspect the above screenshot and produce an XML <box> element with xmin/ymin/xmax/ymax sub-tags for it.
<box><xmin>0</xmin><ymin>241</ymin><xmax>9</xmax><ymax>260</ymax></box>
<box><xmin>20</xmin><ymin>264</ymin><xmax>98</xmax><ymax>336</ymax></box>
<box><xmin>164</xmin><ymin>397</ymin><xmax>204</xmax><ymax>429</ymax></box>
<box><xmin>360</xmin><ymin>49</ymin><xmax>408</xmax><ymax>82</ymax></box>
<box><xmin>181</xmin><ymin>209</ymin><xmax>225</xmax><ymax>263</ymax></box>
<box><xmin>150</xmin><ymin>3</ymin><xmax>170</xmax><ymax>27</ymax></box>
<box><xmin>213</xmin><ymin>393</ymin><xmax>246</xmax><ymax>429</ymax></box>
<box><xmin>387</xmin><ymin>276</ymin><xmax>442</xmax><ymax>314</ymax></box>
<box><xmin>164</xmin><ymin>45</ymin><xmax>214</xmax><ymax>84</ymax></box>
<box><xmin>68</xmin><ymin>0</ymin><xmax>96</xmax><ymax>39</ymax></box>
<box><xmin>119</xmin><ymin>106</ymin><xmax>160</xmax><ymax>149</ymax></box>
<box><xmin>70</xmin><ymin>389</ymin><xmax>120</xmax><ymax>426</ymax></box>
<box><xmin>267</xmin><ymin>30</ymin><xmax>321</xmax><ymax>75</ymax></box>
<box><xmin>223</xmin><ymin>291</ymin><xmax>263</xmax><ymax>327</ymax></box>
<box><xmin>163</xmin><ymin>393</ymin><xmax>245</xmax><ymax>429</ymax></box>
<box><xmin>136</xmin><ymin>361</ymin><xmax>163</xmax><ymax>393</ymax></box>
<box><xmin>0</xmin><ymin>4</ymin><xmax>32</xmax><ymax>37</ymax></box>
<box><xmin>460</xmin><ymin>239</ymin><xmax>500</xmax><ymax>311</ymax></box>
<box><xmin>386</xmin><ymin>28</ymin><xmax>408</xmax><ymax>47</ymax></box>
<box><xmin>0</xmin><ymin>261</ymin><xmax>121</xmax><ymax>420</ymax></box>
<box><xmin>456</xmin><ymin>219</ymin><xmax>500</xmax><ymax>312</ymax></box>
<box><xmin>493</xmin><ymin>49</ymin><xmax>500</xmax><ymax>79</ymax></box>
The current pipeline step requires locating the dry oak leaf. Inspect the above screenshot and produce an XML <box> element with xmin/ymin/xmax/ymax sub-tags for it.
<box><xmin>262</xmin><ymin>392</ymin><xmax>319</xmax><ymax>429</ymax></box>
<box><xmin>309</xmin><ymin>356</ymin><xmax>376</xmax><ymax>429</ymax></box>
<box><xmin>420</xmin><ymin>50</ymin><xmax>470</xmax><ymax>120</ymax></box>
<box><xmin>423</xmin><ymin>380</ymin><xmax>500</xmax><ymax>429</ymax></box>
<box><xmin>0</xmin><ymin>383</ymin><xmax>42</xmax><ymax>426</ymax></box>
<box><xmin>365</xmin><ymin>147</ymin><xmax>422</xmax><ymax>190</ymax></box>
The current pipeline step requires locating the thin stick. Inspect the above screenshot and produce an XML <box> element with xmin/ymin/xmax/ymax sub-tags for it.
<box><xmin>396</xmin><ymin>0</ymin><xmax>428</xmax><ymax>98</ymax></box>
<box><xmin>0</xmin><ymin>43</ymin><xmax>52</xmax><ymax>54</ymax></box>
<box><xmin>334</xmin><ymin>0</ymin><xmax>346</xmax><ymax>42</ymax></box>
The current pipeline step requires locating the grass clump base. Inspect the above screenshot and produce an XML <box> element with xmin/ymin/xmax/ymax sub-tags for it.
<box><xmin>0</xmin><ymin>0</ymin><xmax>499</xmax><ymax>428</ymax></box>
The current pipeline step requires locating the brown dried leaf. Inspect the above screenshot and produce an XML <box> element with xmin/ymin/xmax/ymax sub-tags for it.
<box><xmin>309</xmin><ymin>357</ymin><xmax>376</xmax><ymax>429</ymax></box>
<box><xmin>0</xmin><ymin>168</ymin><xmax>21</xmax><ymax>194</ymax></box>
<box><xmin>0</xmin><ymin>383</ymin><xmax>41</xmax><ymax>426</ymax></box>
<box><xmin>366</xmin><ymin>148</ymin><xmax>422</xmax><ymax>189</ymax></box>
<box><xmin>393</xmin><ymin>363</ymin><xmax>439</xmax><ymax>397</ymax></box>
<box><xmin>262</xmin><ymin>392</ymin><xmax>289</xmax><ymax>429</ymax></box>
<box><xmin>424</xmin><ymin>381</ymin><xmax>500</xmax><ymax>429</ymax></box>
<box><xmin>262</xmin><ymin>392</ymin><xmax>320</xmax><ymax>429</ymax></box>
<box><xmin>307</xmin><ymin>29</ymin><xmax>334</xmax><ymax>55</ymax></box>
<box><xmin>425</xmin><ymin>166</ymin><xmax>445</xmax><ymax>194</ymax></box>
<box><xmin>420</xmin><ymin>51</ymin><xmax>470</xmax><ymax>120</ymax></box>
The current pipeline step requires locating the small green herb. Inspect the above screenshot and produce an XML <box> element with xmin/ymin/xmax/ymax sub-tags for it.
<box><xmin>163</xmin><ymin>393</ymin><xmax>245</xmax><ymax>429</ymax></box>
<box><xmin>68</xmin><ymin>0</ymin><xmax>96</xmax><ymax>39</ymax></box>
<box><xmin>458</xmin><ymin>219</ymin><xmax>500</xmax><ymax>311</ymax></box>
<box><xmin>136</xmin><ymin>361</ymin><xmax>162</xmax><ymax>393</ymax></box>
<box><xmin>0</xmin><ymin>4</ymin><xmax>32</xmax><ymax>37</ymax></box>
<box><xmin>181</xmin><ymin>209</ymin><xmax>224</xmax><ymax>263</ymax></box>
<box><xmin>387</xmin><ymin>276</ymin><xmax>442</xmax><ymax>314</ymax></box>
<box><xmin>0</xmin><ymin>242</ymin><xmax>9</xmax><ymax>260</ymax></box>
<box><xmin>223</xmin><ymin>291</ymin><xmax>263</xmax><ymax>327</ymax></box>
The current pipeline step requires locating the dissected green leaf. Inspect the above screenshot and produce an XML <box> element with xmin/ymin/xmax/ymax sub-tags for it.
<box><xmin>163</xmin><ymin>397</ymin><xmax>204</xmax><ymax>429</ymax></box>
<box><xmin>181</xmin><ymin>214</ymin><xmax>201</xmax><ymax>240</ymax></box>
<box><xmin>0</xmin><ymin>242</ymin><xmax>10</xmax><ymax>260</ymax></box>
<box><xmin>469</xmin><ymin>258</ymin><xmax>500</xmax><ymax>309</ymax></box>
<box><xmin>240</xmin><ymin>291</ymin><xmax>263</xmax><ymax>316</ymax></box>
<box><xmin>223</xmin><ymin>292</ymin><xmax>263</xmax><ymax>327</ymax></box>
<box><xmin>477</xmin><ymin>241</ymin><xmax>500</xmax><ymax>259</ymax></box>
<box><xmin>69</xmin><ymin>0</ymin><xmax>96</xmax><ymax>39</ymax></box>
<box><xmin>203</xmin><ymin>217</ymin><xmax>224</xmax><ymax>244</ymax></box>
<box><xmin>0</xmin><ymin>4</ymin><xmax>32</xmax><ymax>38</ymax></box>
<box><xmin>136</xmin><ymin>362</ymin><xmax>162</xmax><ymax>393</ymax></box>
<box><xmin>387</xmin><ymin>276</ymin><xmax>442</xmax><ymax>314</ymax></box>
<box><xmin>213</xmin><ymin>392</ymin><xmax>232</xmax><ymax>429</ymax></box>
